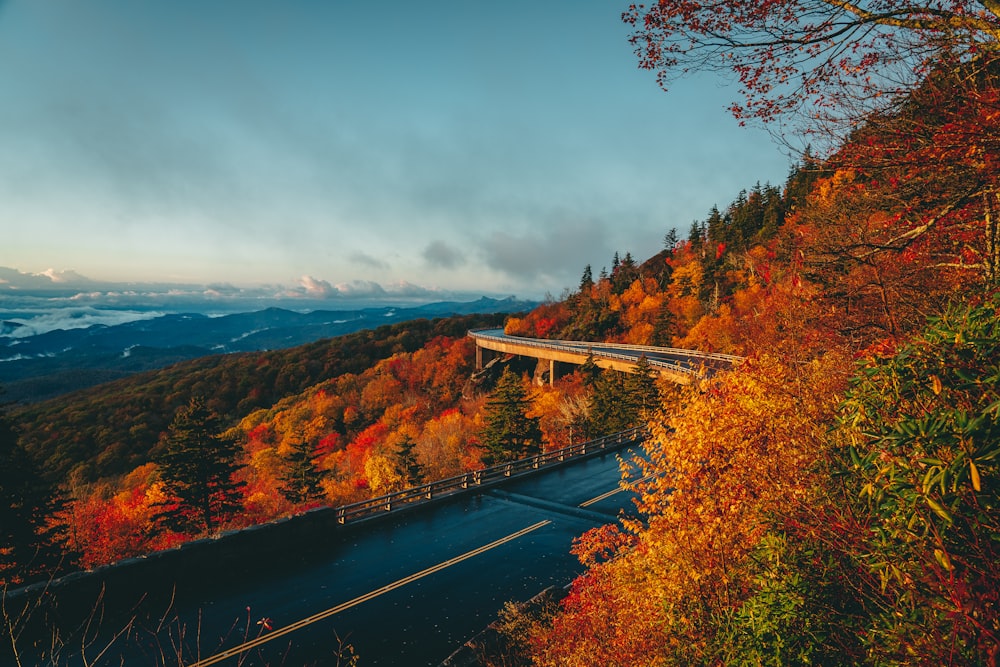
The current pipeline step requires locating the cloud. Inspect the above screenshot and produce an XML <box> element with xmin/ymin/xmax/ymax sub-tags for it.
<box><xmin>422</xmin><ymin>240</ymin><xmax>465</xmax><ymax>269</ymax></box>
<box><xmin>40</xmin><ymin>268</ymin><xmax>92</xmax><ymax>284</ymax></box>
<box><xmin>285</xmin><ymin>276</ymin><xmax>450</xmax><ymax>300</ymax></box>
<box><xmin>297</xmin><ymin>275</ymin><xmax>337</xmax><ymax>297</ymax></box>
<box><xmin>382</xmin><ymin>280</ymin><xmax>443</xmax><ymax>298</ymax></box>
<box><xmin>478</xmin><ymin>217</ymin><xmax>610</xmax><ymax>282</ymax></box>
<box><xmin>1</xmin><ymin>306</ymin><xmax>165</xmax><ymax>338</ymax></box>
<box><xmin>332</xmin><ymin>279</ymin><xmax>387</xmax><ymax>299</ymax></box>
<box><xmin>349</xmin><ymin>252</ymin><xmax>390</xmax><ymax>270</ymax></box>
<box><xmin>0</xmin><ymin>266</ymin><xmax>95</xmax><ymax>290</ymax></box>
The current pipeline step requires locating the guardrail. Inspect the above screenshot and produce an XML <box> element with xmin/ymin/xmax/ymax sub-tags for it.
<box><xmin>552</xmin><ymin>338</ymin><xmax>743</xmax><ymax>364</ymax></box>
<box><xmin>468</xmin><ymin>328</ymin><xmax>742</xmax><ymax>376</ymax></box>
<box><xmin>334</xmin><ymin>426</ymin><xmax>647</xmax><ymax>524</ymax></box>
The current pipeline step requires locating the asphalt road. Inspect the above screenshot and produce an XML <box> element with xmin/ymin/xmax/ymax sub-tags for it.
<box><xmin>471</xmin><ymin>328</ymin><xmax>738</xmax><ymax>376</ymax></box>
<box><xmin>53</xmin><ymin>445</ymin><xmax>643</xmax><ymax>667</ymax></box>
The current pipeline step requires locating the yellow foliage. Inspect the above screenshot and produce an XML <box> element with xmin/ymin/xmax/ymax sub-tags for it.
<box><xmin>534</xmin><ymin>353</ymin><xmax>849</xmax><ymax>664</ymax></box>
<box><xmin>365</xmin><ymin>453</ymin><xmax>405</xmax><ymax>495</ymax></box>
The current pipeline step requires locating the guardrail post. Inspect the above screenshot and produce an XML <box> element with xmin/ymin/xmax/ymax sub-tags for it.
<box><xmin>474</xmin><ymin>471</ymin><xmax>482</xmax><ymax>485</ymax></box>
<box><xmin>425</xmin><ymin>484</ymin><xmax>433</xmax><ymax>500</ymax></box>
<box><xmin>504</xmin><ymin>463</ymin><xmax>512</xmax><ymax>477</ymax></box>
<box><xmin>337</xmin><ymin>508</ymin><xmax>346</xmax><ymax>524</ymax></box>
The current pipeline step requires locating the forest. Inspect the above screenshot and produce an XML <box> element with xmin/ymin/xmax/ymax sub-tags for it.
<box><xmin>3</xmin><ymin>0</ymin><xmax>1000</xmax><ymax>664</ymax></box>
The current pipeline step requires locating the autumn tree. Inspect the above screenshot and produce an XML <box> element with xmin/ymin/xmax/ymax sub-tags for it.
<box><xmin>624</xmin><ymin>0</ymin><xmax>1000</xmax><ymax>139</ymax></box>
<box><xmin>531</xmin><ymin>354</ymin><xmax>854</xmax><ymax>665</ymax></box>
<box><xmin>625</xmin><ymin>1</ymin><xmax>1000</xmax><ymax>290</ymax></box>
<box><xmin>155</xmin><ymin>397</ymin><xmax>245</xmax><ymax>534</ymax></box>
<box><xmin>0</xmin><ymin>413</ymin><xmax>72</xmax><ymax>585</ymax></box>
<box><xmin>481</xmin><ymin>368</ymin><xmax>542</xmax><ymax>464</ymax></box>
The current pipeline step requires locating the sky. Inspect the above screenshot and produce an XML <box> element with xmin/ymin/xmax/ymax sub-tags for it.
<box><xmin>0</xmin><ymin>0</ymin><xmax>793</xmax><ymax>303</ymax></box>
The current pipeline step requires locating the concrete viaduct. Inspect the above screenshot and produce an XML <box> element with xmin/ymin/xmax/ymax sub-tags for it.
<box><xmin>468</xmin><ymin>328</ymin><xmax>741</xmax><ymax>386</ymax></box>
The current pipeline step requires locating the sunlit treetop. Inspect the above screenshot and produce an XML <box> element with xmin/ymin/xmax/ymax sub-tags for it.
<box><xmin>624</xmin><ymin>0</ymin><xmax>1000</xmax><ymax>148</ymax></box>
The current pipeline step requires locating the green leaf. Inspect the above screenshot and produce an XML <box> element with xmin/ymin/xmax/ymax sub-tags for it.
<box><xmin>925</xmin><ymin>497</ymin><xmax>953</xmax><ymax>525</ymax></box>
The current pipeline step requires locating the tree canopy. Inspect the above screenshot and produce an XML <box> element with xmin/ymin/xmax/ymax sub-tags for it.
<box><xmin>624</xmin><ymin>1</ymin><xmax>1000</xmax><ymax>142</ymax></box>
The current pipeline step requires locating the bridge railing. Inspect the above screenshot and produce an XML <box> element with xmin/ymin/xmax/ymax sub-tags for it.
<box><xmin>552</xmin><ymin>338</ymin><xmax>743</xmax><ymax>365</ymax></box>
<box><xmin>334</xmin><ymin>426</ymin><xmax>647</xmax><ymax>524</ymax></box>
<box><xmin>468</xmin><ymin>328</ymin><xmax>739</xmax><ymax>375</ymax></box>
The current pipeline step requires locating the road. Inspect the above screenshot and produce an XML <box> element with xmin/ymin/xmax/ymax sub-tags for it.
<box><xmin>49</xmin><ymin>445</ymin><xmax>644</xmax><ymax>667</ymax></box>
<box><xmin>469</xmin><ymin>328</ymin><xmax>740</xmax><ymax>379</ymax></box>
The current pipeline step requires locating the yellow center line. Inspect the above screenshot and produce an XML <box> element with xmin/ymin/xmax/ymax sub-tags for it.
<box><xmin>187</xmin><ymin>519</ymin><xmax>552</xmax><ymax>667</ymax></box>
<box><xmin>579</xmin><ymin>487</ymin><xmax>623</xmax><ymax>507</ymax></box>
<box><xmin>579</xmin><ymin>474</ymin><xmax>653</xmax><ymax>508</ymax></box>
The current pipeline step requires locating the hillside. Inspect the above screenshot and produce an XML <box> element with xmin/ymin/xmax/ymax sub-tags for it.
<box><xmin>0</xmin><ymin>297</ymin><xmax>534</xmax><ymax>404</ymax></box>
<box><xmin>11</xmin><ymin>312</ymin><xmax>508</xmax><ymax>486</ymax></box>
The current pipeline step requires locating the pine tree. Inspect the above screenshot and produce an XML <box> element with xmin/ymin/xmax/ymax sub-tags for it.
<box><xmin>588</xmin><ymin>369</ymin><xmax>634</xmax><ymax>437</ymax></box>
<box><xmin>155</xmin><ymin>397</ymin><xmax>245</xmax><ymax>534</ymax></box>
<box><xmin>481</xmin><ymin>368</ymin><xmax>542</xmax><ymax>465</ymax></box>
<box><xmin>651</xmin><ymin>306</ymin><xmax>676</xmax><ymax>347</ymax></box>
<box><xmin>279</xmin><ymin>438</ymin><xmax>325</xmax><ymax>503</ymax></box>
<box><xmin>578</xmin><ymin>264</ymin><xmax>594</xmax><ymax>294</ymax></box>
<box><xmin>0</xmin><ymin>412</ymin><xmax>72</xmax><ymax>585</ymax></box>
<box><xmin>625</xmin><ymin>356</ymin><xmax>660</xmax><ymax>418</ymax></box>
<box><xmin>396</xmin><ymin>435</ymin><xmax>423</xmax><ymax>486</ymax></box>
<box><xmin>578</xmin><ymin>354</ymin><xmax>602</xmax><ymax>388</ymax></box>
<box><xmin>663</xmin><ymin>228</ymin><xmax>679</xmax><ymax>254</ymax></box>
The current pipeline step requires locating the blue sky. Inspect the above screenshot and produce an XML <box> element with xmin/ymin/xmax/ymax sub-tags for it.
<box><xmin>0</xmin><ymin>1</ymin><xmax>791</xmax><ymax>301</ymax></box>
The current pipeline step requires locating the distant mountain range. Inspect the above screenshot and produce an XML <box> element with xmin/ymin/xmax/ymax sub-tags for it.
<box><xmin>0</xmin><ymin>297</ymin><xmax>533</xmax><ymax>404</ymax></box>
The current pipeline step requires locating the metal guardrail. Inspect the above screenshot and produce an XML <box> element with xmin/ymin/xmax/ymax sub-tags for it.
<box><xmin>468</xmin><ymin>328</ymin><xmax>742</xmax><ymax>376</ymax></box>
<box><xmin>552</xmin><ymin>338</ymin><xmax>743</xmax><ymax>364</ymax></box>
<box><xmin>333</xmin><ymin>426</ymin><xmax>647</xmax><ymax>524</ymax></box>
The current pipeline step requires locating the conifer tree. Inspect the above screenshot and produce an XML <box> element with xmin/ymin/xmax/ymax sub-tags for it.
<box><xmin>588</xmin><ymin>369</ymin><xmax>634</xmax><ymax>437</ymax></box>
<box><xmin>279</xmin><ymin>438</ymin><xmax>325</xmax><ymax>504</ymax></box>
<box><xmin>578</xmin><ymin>354</ymin><xmax>602</xmax><ymax>388</ymax></box>
<box><xmin>663</xmin><ymin>228</ymin><xmax>679</xmax><ymax>254</ymax></box>
<box><xmin>396</xmin><ymin>435</ymin><xmax>423</xmax><ymax>486</ymax></box>
<box><xmin>481</xmin><ymin>367</ymin><xmax>542</xmax><ymax>464</ymax></box>
<box><xmin>0</xmin><ymin>412</ymin><xmax>72</xmax><ymax>584</ymax></box>
<box><xmin>625</xmin><ymin>356</ymin><xmax>660</xmax><ymax>418</ymax></box>
<box><xmin>578</xmin><ymin>264</ymin><xmax>594</xmax><ymax>294</ymax></box>
<box><xmin>155</xmin><ymin>397</ymin><xmax>245</xmax><ymax>534</ymax></box>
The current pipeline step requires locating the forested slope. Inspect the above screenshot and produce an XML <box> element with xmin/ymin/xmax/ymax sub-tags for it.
<box><xmin>11</xmin><ymin>313</ymin><xmax>504</xmax><ymax>485</ymax></box>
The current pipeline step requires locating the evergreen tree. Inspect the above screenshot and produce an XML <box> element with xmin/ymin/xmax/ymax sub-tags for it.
<box><xmin>578</xmin><ymin>264</ymin><xmax>594</xmax><ymax>294</ymax></box>
<box><xmin>481</xmin><ymin>368</ymin><xmax>542</xmax><ymax>464</ymax></box>
<box><xmin>588</xmin><ymin>369</ymin><xmax>634</xmax><ymax>437</ymax></box>
<box><xmin>688</xmin><ymin>220</ymin><xmax>706</xmax><ymax>254</ymax></box>
<box><xmin>0</xmin><ymin>412</ymin><xmax>72</xmax><ymax>585</ymax></box>
<box><xmin>625</xmin><ymin>356</ymin><xmax>661</xmax><ymax>418</ymax></box>
<box><xmin>155</xmin><ymin>397</ymin><xmax>245</xmax><ymax>534</ymax></box>
<box><xmin>396</xmin><ymin>435</ymin><xmax>423</xmax><ymax>486</ymax></box>
<box><xmin>279</xmin><ymin>438</ymin><xmax>325</xmax><ymax>503</ymax></box>
<box><xmin>663</xmin><ymin>228</ymin><xmax>679</xmax><ymax>254</ymax></box>
<box><xmin>651</xmin><ymin>307</ymin><xmax>677</xmax><ymax>347</ymax></box>
<box><xmin>578</xmin><ymin>353</ymin><xmax>602</xmax><ymax>388</ymax></box>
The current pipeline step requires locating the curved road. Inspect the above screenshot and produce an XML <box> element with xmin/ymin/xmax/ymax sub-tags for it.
<box><xmin>469</xmin><ymin>328</ymin><xmax>741</xmax><ymax>381</ymax></box>
<box><xmin>38</xmin><ymin>446</ymin><xmax>644</xmax><ymax>667</ymax></box>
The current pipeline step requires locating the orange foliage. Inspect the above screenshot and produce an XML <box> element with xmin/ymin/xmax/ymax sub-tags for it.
<box><xmin>531</xmin><ymin>354</ymin><xmax>849</xmax><ymax>663</ymax></box>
